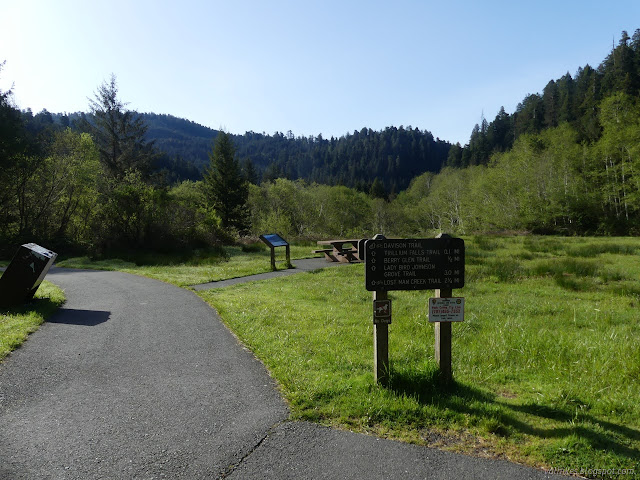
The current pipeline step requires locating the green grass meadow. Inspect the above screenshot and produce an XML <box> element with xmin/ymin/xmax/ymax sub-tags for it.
<box><xmin>3</xmin><ymin>236</ymin><xmax>639</xmax><ymax>477</ymax></box>
<box><xmin>57</xmin><ymin>243</ymin><xmax>311</xmax><ymax>286</ymax></box>
<box><xmin>197</xmin><ymin>236</ymin><xmax>640</xmax><ymax>477</ymax></box>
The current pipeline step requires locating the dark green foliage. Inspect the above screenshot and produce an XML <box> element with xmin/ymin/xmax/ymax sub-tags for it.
<box><xmin>203</xmin><ymin>132</ymin><xmax>249</xmax><ymax>233</ymax></box>
<box><xmin>154</xmin><ymin>152</ymin><xmax>202</xmax><ymax>183</ymax></box>
<box><xmin>369</xmin><ymin>177</ymin><xmax>387</xmax><ymax>199</ymax></box>
<box><xmin>486</xmin><ymin>107</ymin><xmax>514</xmax><ymax>153</ymax></box>
<box><xmin>0</xmin><ymin>62</ymin><xmax>29</xmax><ymax>241</ymax></box>
<box><xmin>242</xmin><ymin>158</ymin><xmax>258</xmax><ymax>185</ymax></box>
<box><xmin>84</xmin><ymin>74</ymin><xmax>156</xmax><ymax>179</ymax></box>
<box><xmin>452</xmin><ymin>30</ymin><xmax>640</xmax><ymax>166</ymax></box>
<box><xmin>4</xmin><ymin>29</ymin><xmax>640</xmax><ymax>254</ymax></box>
<box><xmin>142</xmin><ymin>119</ymin><xmax>451</xmax><ymax>190</ymax></box>
<box><xmin>0</xmin><ymin>72</ymin><xmax>225</xmax><ymax>257</ymax></box>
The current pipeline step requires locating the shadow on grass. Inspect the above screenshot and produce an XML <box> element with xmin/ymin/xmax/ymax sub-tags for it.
<box><xmin>0</xmin><ymin>296</ymin><xmax>63</xmax><ymax>317</ymax></box>
<box><xmin>389</xmin><ymin>368</ymin><xmax>640</xmax><ymax>463</ymax></box>
<box><xmin>72</xmin><ymin>246</ymin><xmax>229</xmax><ymax>267</ymax></box>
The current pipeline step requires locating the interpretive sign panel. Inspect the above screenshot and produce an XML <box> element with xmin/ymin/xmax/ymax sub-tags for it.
<box><xmin>365</xmin><ymin>238</ymin><xmax>465</xmax><ymax>291</ymax></box>
<box><xmin>259</xmin><ymin>234</ymin><xmax>289</xmax><ymax>248</ymax></box>
<box><xmin>428</xmin><ymin>297</ymin><xmax>465</xmax><ymax>322</ymax></box>
<box><xmin>259</xmin><ymin>233</ymin><xmax>291</xmax><ymax>271</ymax></box>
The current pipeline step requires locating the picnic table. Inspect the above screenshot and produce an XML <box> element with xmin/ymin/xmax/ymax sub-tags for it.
<box><xmin>313</xmin><ymin>239</ymin><xmax>364</xmax><ymax>263</ymax></box>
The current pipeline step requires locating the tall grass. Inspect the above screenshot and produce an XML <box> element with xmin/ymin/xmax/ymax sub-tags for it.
<box><xmin>199</xmin><ymin>236</ymin><xmax>640</xmax><ymax>476</ymax></box>
<box><xmin>42</xmin><ymin>235</ymin><xmax>640</xmax><ymax>476</ymax></box>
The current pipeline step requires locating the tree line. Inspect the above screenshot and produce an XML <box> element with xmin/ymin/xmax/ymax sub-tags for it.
<box><xmin>450</xmin><ymin>29</ymin><xmax>640</xmax><ymax>168</ymax></box>
<box><xmin>249</xmin><ymin>30</ymin><xmax>640</xmax><ymax>238</ymax></box>
<box><xmin>0</xmin><ymin>72</ymin><xmax>247</xmax><ymax>257</ymax></box>
<box><xmin>2</xmin><ymin>29</ymin><xmax>640</xmax><ymax>259</ymax></box>
<box><xmin>28</xmin><ymin>111</ymin><xmax>452</xmax><ymax>197</ymax></box>
<box><xmin>142</xmin><ymin>115</ymin><xmax>452</xmax><ymax>194</ymax></box>
<box><xmin>246</xmin><ymin>89</ymin><xmax>640</xmax><ymax>239</ymax></box>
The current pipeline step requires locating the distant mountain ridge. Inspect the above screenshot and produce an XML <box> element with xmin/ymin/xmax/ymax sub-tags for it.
<box><xmin>141</xmin><ymin>112</ymin><xmax>452</xmax><ymax>192</ymax></box>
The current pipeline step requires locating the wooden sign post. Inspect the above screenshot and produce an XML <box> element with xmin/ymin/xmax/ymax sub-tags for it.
<box><xmin>373</xmin><ymin>290</ymin><xmax>390</xmax><ymax>386</ymax></box>
<box><xmin>365</xmin><ymin>234</ymin><xmax>464</xmax><ymax>386</ymax></box>
<box><xmin>370</xmin><ymin>234</ymin><xmax>390</xmax><ymax>386</ymax></box>
<box><xmin>434</xmin><ymin>287</ymin><xmax>453</xmax><ymax>385</ymax></box>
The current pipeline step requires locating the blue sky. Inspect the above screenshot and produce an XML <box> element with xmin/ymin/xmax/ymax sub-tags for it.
<box><xmin>1</xmin><ymin>0</ymin><xmax>639</xmax><ymax>145</ymax></box>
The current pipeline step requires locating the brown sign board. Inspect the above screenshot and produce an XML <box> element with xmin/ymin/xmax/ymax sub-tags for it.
<box><xmin>365</xmin><ymin>238</ymin><xmax>464</xmax><ymax>291</ymax></box>
<box><xmin>373</xmin><ymin>299</ymin><xmax>391</xmax><ymax>324</ymax></box>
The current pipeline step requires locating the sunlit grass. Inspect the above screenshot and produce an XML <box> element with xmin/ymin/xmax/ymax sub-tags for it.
<box><xmin>38</xmin><ymin>235</ymin><xmax>640</xmax><ymax>475</ymax></box>
<box><xmin>57</xmin><ymin>244</ymin><xmax>316</xmax><ymax>286</ymax></box>
<box><xmin>199</xmin><ymin>236</ymin><xmax>640</xmax><ymax>476</ymax></box>
<box><xmin>0</xmin><ymin>281</ymin><xmax>65</xmax><ymax>360</ymax></box>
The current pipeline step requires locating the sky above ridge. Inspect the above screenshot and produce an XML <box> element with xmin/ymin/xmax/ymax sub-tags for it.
<box><xmin>1</xmin><ymin>0</ymin><xmax>639</xmax><ymax>145</ymax></box>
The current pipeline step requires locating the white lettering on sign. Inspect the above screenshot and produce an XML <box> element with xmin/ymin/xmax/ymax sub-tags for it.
<box><xmin>428</xmin><ymin>297</ymin><xmax>465</xmax><ymax>322</ymax></box>
<box><xmin>365</xmin><ymin>238</ymin><xmax>465</xmax><ymax>291</ymax></box>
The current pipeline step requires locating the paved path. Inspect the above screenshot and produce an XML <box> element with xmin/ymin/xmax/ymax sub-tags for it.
<box><xmin>191</xmin><ymin>257</ymin><xmax>343</xmax><ymax>290</ymax></box>
<box><xmin>0</xmin><ymin>266</ymin><xmax>561</xmax><ymax>479</ymax></box>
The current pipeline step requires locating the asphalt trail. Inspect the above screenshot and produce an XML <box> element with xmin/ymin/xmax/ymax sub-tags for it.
<box><xmin>0</xmin><ymin>268</ymin><xmax>288</xmax><ymax>479</ymax></box>
<box><xmin>0</xmin><ymin>267</ymin><xmax>562</xmax><ymax>479</ymax></box>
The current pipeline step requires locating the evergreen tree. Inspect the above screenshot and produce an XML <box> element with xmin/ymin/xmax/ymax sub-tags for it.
<box><xmin>204</xmin><ymin>132</ymin><xmax>249</xmax><ymax>233</ymax></box>
<box><xmin>0</xmin><ymin>61</ymin><xmax>29</xmax><ymax>240</ymax></box>
<box><xmin>85</xmin><ymin>74</ymin><xmax>155</xmax><ymax>179</ymax></box>
<box><xmin>242</xmin><ymin>157</ymin><xmax>259</xmax><ymax>184</ymax></box>
<box><xmin>446</xmin><ymin>143</ymin><xmax>463</xmax><ymax>167</ymax></box>
<box><xmin>369</xmin><ymin>177</ymin><xmax>387</xmax><ymax>199</ymax></box>
<box><xmin>0</xmin><ymin>61</ymin><xmax>27</xmax><ymax>168</ymax></box>
<box><xmin>557</xmin><ymin>73</ymin><xmax>575</xmax><ymax>123</ymax></box>
<box><xmin>487</xmin><ymin>107</ymin><xmax>513</xmax><ymax>152</ymax></box>
<box><xmin>515</xmin><ymin>94</ymin><xmax>544</xmax><ymax>136</ymax></box>
<box><xmin>543</xmin><ymin>80</ymin><xmax>560</xmax><ymax>128</ymax></box>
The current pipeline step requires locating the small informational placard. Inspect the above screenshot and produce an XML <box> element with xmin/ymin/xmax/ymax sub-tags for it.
<box><xmin>259</xmin><ymin>234</ymin><xmax>289</xmax><ymax>248</ymax></box>
<box><xmin>428</xmin><ymin>297</ymin><xmax>465</xmax><ymax>322</ymax></box>
<box><xmin>373</xmin><ymin>299</ymin><xmax>391</xmax><ymax>324</ymax></box>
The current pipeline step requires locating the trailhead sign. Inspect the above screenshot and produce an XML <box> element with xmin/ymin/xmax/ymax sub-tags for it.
<box><xmin>365</xmin><ymin>238</ymin><xmax>465</xmax><ymax>291</ymax></box>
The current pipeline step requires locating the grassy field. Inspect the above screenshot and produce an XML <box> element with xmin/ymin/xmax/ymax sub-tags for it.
<box><xmin>196</xmin><ymin>236</ymin><xmax>640</xmax><ymax>478</ymax></box>
<box><xmin>57</xmin><ymin>244</ymin><xmax>313</xmax><ymax>286</ymax></box>
<box><xmin>5</xmin><ymin>236</ymin><xmax>639</xmax><ymax>477</ymax></box>
<box><xmin>0</xmin><ymin>281</ymin><xmax>65</xmax><ymax>360</ymax></box>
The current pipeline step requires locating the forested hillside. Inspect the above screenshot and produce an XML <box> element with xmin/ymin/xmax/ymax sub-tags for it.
<box><xmin>249</xmin><ymin>30</ymin><xmax>640</xmax><ymax>238</ymax></box>
<box><xmin>143</xmin><ymin>114</ymin><xmax>451</xmax><ymax>193</ymax></box>
<box><xmin>2</xmin><ymin>29</ymin><xmax>640</xmax><ymax>257</ymax></box>
<box><xmin>450</xmin><ymin>29</ymin><xmax>640</xmax><ymax>167</ymax></box>
<box><xmin>27</xmin><ymin>111</ymin><xmax>451</xmax><ymax>193</ymax></box>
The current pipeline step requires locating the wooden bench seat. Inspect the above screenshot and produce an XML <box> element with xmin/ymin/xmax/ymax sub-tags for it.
<box><xmin>315</xmin><ymin>239</ymin><xmax>365</xmax><ymax>263</ymax></box>
<box><xmin>312</xmin><ymin>249</ymin><xmax>338</xmax><ymax>262</ymax></box>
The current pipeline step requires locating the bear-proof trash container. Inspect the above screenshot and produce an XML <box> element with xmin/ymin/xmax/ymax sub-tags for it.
<box><xmin>0</xmin><ymin>243</ymin><xmax>58</xmax><ymax>308</ymax></box>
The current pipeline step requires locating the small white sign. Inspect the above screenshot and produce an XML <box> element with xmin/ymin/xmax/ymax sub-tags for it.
<box><xmin>428</xmin><ymin>297</ymin><xmax>464</xmax><ymax>322</ymax></box>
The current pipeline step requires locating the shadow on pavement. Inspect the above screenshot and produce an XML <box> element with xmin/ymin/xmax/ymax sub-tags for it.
<box><xmin>47</xmin><ymin>308</ymin><xmax>110</xmax><ymax>326</ymax></box>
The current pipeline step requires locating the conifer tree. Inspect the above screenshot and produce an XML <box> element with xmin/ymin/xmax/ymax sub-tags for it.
<box><xmin>369</xmin><ymin>177</ymin><xmax>387</xmax><ymax>199</ymax></box>
<box><xmin>204</xmin><ymin>132</ymin><xmax>249</xmax><ymax>233</ymax></box>
<box><xmin>86</xmin><ymin>74</ymin><xmax>155</xmax><ymax>179</ymax></box>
